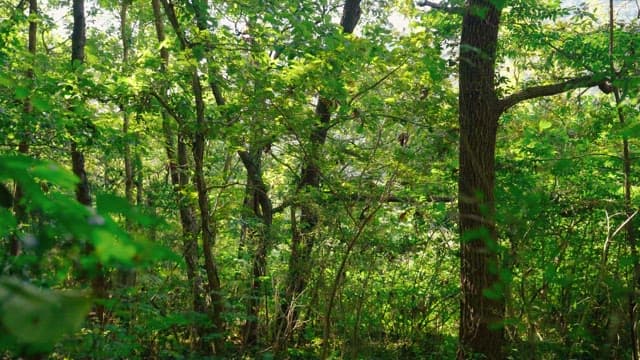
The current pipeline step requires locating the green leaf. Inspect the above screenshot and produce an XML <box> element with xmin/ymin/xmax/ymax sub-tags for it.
<box><xmin>30</xmin><ymin>162</ymin><xmax>79</xmax><ymax>191</ymax></box>
<box><xmin>538</xmin><ymin>119</ymin><xmax>552</xmax><ymax>131</ymax></box>
<box><xmin>0</xmin><ymin>277</ymin><xmax>91</xmax><ymax>350</ymax></box>
<box><xmin>14</xmin><ymin>86</ymin><xmax>29</xmax><ymax>100</ymax></box>
<box><xmin>92</xmin><ymin>228</ymin><xmax>136</xmax><ymax>264</ymax></box>
<box><xmin>32</xmin><ymin>96</ymin><xmax>52</xmax><ymax>112</ymax></box>
<box><xmin>0</xmin><ymin>208</ymin><xmax>16</xmax><ymax>236</ymax></box>
<box><xmin>0</xmin><ymin>74</ymin><xmax>12</xmax><ymax>87</ymax></box>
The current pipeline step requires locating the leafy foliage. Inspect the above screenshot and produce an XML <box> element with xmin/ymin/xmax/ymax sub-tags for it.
<box><xmin>0</xmin><ymin>0</ymin><xmax>639</xmax><ymax>358</ymax></box>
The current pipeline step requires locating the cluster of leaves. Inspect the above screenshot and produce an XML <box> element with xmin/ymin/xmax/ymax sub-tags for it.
<box><xmin>0</xmin><ymin>0</ymin><xmax>639</xmax><ymax>358</ymax></box>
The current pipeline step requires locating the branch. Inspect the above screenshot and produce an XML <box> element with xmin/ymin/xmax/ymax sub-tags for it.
<box><xmin>348</xmin><ymin>63</ymin><xmax>405</xmax><ymax>106</ymax></box>
<box><xmin>149</xmin><ymin>91</ymin><xmax>183</xmax><ymax>125</ymax></box>
<box><xmin>270</xmin><ymin>192</ymin><xmax>453</xmax><ymax>215</ymax></box>
<box><xmin>416</xmin><ymin>0</ymin><xmax>464</xmax><ymax>14</ymax></box>
<box><xmin>498</xmin><ymin>75</ymin><xmax>606</xmax><ymax>113</ymax></box>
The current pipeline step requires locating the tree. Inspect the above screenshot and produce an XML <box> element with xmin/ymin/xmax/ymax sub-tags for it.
<box><xmin>453</xmin><ymin>1</ymin><xmax>609</xmax><ymax>358</ymax></box>
<box><xmin>1</xmin><ymin>0</ymin><xmax>639</xmax><ymax>358</ymax></box>
<box><xmin>69</xmin><ymin>0</ymin><xmax>110</xmax><ymax>325</ymax></box>
<box><xmin>153</xmin><ymin>0</ymin><xmax>224</xmax><ymax>353</ymax></box>
<box><xmin>276</xmin><ymin>0</ymin><xmax>363</xmax><ymax>350</ymax></box>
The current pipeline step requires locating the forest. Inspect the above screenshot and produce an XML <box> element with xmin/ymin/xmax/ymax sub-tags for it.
<box><xmin>0</xmin><ymin>0</ymin><xmax>639</xmax><ymax>358</ymax></box>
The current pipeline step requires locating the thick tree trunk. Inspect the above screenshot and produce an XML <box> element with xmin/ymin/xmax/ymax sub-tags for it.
<box><xmin>457</xmin><ymin>2</ymin><xmax>504</xmax><ymax>359</ymax></box>
<box><xmin>452</xmin><ymin>1</ymin><xmax>610</xmax><ymax>357</ymax></box>
<box><xmin>71</xmin><ymin>0</ymin><xmax>85</xmax><ymax>65</ymax></box>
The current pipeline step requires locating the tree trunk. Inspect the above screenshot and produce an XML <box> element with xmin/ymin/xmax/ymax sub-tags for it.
<box><xmin>117</xmin><ymin>0</ymin><xmax>136</xmax><ymax>288</ymax></box>
<box><xmin>157</xmin><ymin>0</ymin><xmax>226</xmax><ymax>352</ymax></box>
<box><xmin>70</xmin><ymin>0</ymin><xmax>108</xmax><ymax>325</ymax></box>
<box><xmin>607</xmin><ymin>2</ymin><xmax>639</xmax><ymax>356</ymax></box>
<box><xmin>11</xmin><ymin>0</ymin><xmax>37</xmax><ymax>257</ymax></box>
<box><xmin>151</xmin><ymin>0</ymin><xmax>208</xmax><ymax>346</ymax></box>
<box><xmin>192</xmin><ymin>70</ymin><xmax>225</xmax><ymax>354</ymax></box>
<box><xmin>457</xmin><ymin>2</ymin><xmax>504</xmax><ymax>359</ymax></box>
<box><xmin>455</xmin><ymin>2</ymin><xmax>605</xmax><ymax>357</ymax></box>
<box><xmin>239</xmin><ymin>148</ymin><xmax>273</xmax><ymax>349</ymax></box>
<box><xmin>121</xmin><ymin>0</ymin><xmax>133</xmax><ymax>207</ymax></box>
<box><xmin>276</xmin><ymin>0</ymin><xmax>361</xmax><ymax>349</ymax></box>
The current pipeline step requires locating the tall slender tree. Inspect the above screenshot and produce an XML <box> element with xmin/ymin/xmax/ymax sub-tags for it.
<box><xmin>158</xmin><ymin>1</ymin><xmax>225</xmax><ymax>353</ymax></box>
<box><xmin>11</xmin><ymin>0</ymin><xmax>37</xmax><ymax>257</ymax></box>
<box><xmin>276</xmin><ymin>0</ymin><xmax>362</xmax><ymax>350</ymax></box>
<box><xmin>150</xmin><ymin>0</ymin><xmax>212</xmax><ymax>350</ymax></box>
<box><xmin>70</xmin><ymin>0</ymin><xmax>108</xmax><ymax>324</ymax></box>
<box><xmin>607</xmin><ymin>1</ymin><xmax>639</xmax><ymax>357</ymax></box>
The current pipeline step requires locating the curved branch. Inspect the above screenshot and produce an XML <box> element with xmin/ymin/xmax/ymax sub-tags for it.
<box><xmin>416</xmin><ymin>0</ymin><xmax>464</xmax><ymax>14</ymax></box>
<box><xmin>498</xmin><ymin>75</ymin><xmax>607</xmax><ymax>113</ymax></box>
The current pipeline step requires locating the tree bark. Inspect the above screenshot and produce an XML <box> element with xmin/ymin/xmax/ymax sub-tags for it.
<box><xmin>457</xmin><ymin>2</ymin><xmax>503</xmax><ymax>359</ymax></box>
<box><xmin>11</xmin><ymin>0</ymin><xmax>37</xmax><ymax>257</ymax></box>
<box><xmin>157</xmin><ymin>1</ymin><xmax>225</xmax><ymax>352</ymax></box>
<box><xmin>121</xmin><ymin>0</ymin><xmax>133</xmax><ymax>208</ymax></box>
<box><xmin>151</xmin><ymin>0</ymin><xmax>209</xmax><ymax>346</ymax></box>
<box><xmin>607</xmin><ymin>1</ymin><xmax>639</xmax><ymax>356</ymax></box>
<box><xmin>192</xmin><ymin>70</ymin><xmax>225</xmax><ymax>354</ymax></box>
<box><xmin>70</xmin><ymin>0</ymin><xmax>108</xmax><ymax>325</ymax></box>
<box><xmin>456</xmin><ymin>2</ymin><xmax>611</xmax><ymax>358</ymax></box>
<box><xmin>117</xmin><ymin>0</ymin><xmax>137</xmax><ymax>288</ymax></box>
<box><xmin>276</xmin><ymin>0</ymin><xmax>361</xmax><ymax>350</ymax></box>
<box><xmin>238</xmin><ymin>148</ymin><xmax>273</xmax><ymax>349</ymax></box>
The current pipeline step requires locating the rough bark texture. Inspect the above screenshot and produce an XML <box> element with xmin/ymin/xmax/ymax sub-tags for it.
<box><xmin>71</xmin><ymin>0</ymin><xmax>85</xmax><ymax>65</ymax></box>
<box><xmin>151</xmin><ymin>0</ymin><xmax>208</xmax><ymax>343</ymax></box>
<box><xmin>239</xmin><ymin>147</ymin><xmax>273</xmax><ymax>349</ymax></box>
<box><xmin>192</xmin><ymin>70</ymin><xmax>225</xmax><ymax>354</ymax></box>
<box><xmin>457</xmin><ymin>2</ymin><xmax>504</xmax><ymax>359</ymax></box>
<box><xmin>70</xmin><ymin>0</ymin><xmax>90</xmax><ymax>206</ymax></box>
<box><xmin>455</xmin><ymin>2</ymin><xmax>610</xmax><ymax>358</ymax></box>
<box><xmin>275</xmin><ymin>1</ymin><xmax>361</xmax><ymax>350</ymax></box>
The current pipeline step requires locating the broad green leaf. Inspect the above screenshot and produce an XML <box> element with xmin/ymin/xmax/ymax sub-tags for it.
<box><xmin>538</xmin><ymin>119</ymin><xmax>552</xmax><ymax>131</ymax></box>
<box><xmin>92</xmin><ymin>228</ymin><xmax>136</xmax><ymax>264</ymax></box>
<box><xmin>32</xmin><ymin>96</ymin><xmax>52</xmax><ymax>112</ymax></box>
<box><xmin>0</xmin><ymin>277</ymin><xmax>90</xmax><ymax>350</ymax></box>
<box><xmin>0</xmin><ymin>208</ymin><xmax>16</xmax><ymax>236</ymax></box>
<box><xmin>14</xmin><ymin>86</ymin><xmax>29</xmax><ymax>100</ymax></box>
<box><xmin>30</xmin><ymin>162</ymin><xmax>78</xmax><ymax>191</ymax></box>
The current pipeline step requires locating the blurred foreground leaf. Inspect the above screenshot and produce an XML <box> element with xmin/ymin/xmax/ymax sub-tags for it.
<box><xmin>0</xmin><ymin>277</ymin><xmax>91</xmax><ymax>352</ymax></box>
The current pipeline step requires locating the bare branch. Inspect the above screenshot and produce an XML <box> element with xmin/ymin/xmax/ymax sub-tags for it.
<box><xmin>349</xmin><ymin>63</ymin><xmax>405</xmax><ymax>106</ymax></box>
<box><xmin>270</xmin><ymin>192</ymin><xmax>453</xmax><ymax>215</ymax></box>
<box><xmin>416</xmin><ymin>0</ymin><xmax>464</xmax><ymax>14</ymax></box>
<box><xmin>149</xmin><ymin>91</ymin><xmax>183</xmax><ymax>125</ymax></box>
<box><xmin>498</xmin><ymin>75</ymin><xmax>607</xmax><ymax>113</ymax></box>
